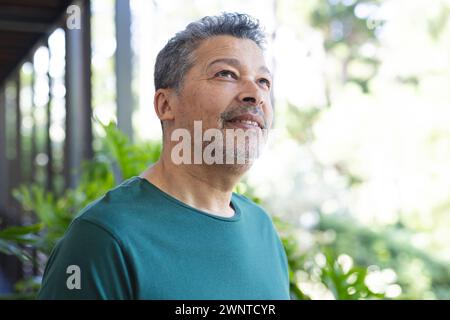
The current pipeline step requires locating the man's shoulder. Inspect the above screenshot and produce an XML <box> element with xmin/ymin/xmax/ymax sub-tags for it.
<box><xmin>232</xmin><ymin>192</ymin><xmax>273</xmax><ymax>222</ymax></box>
<box><xmin>73</xmin><ymin>176</ymin><xmax>155</xmax><ymax>237</ymax></box>
<box><xmin>77</xmin><ymin>176</ymin><xmax>138</xmax><ymax>212</ymax></box>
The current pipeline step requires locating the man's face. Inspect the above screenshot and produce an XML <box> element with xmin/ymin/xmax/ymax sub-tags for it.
<box><xmin>169</xmin><ymin>35</ymin><xmax>274</xmax><ymax>165</ymax></box>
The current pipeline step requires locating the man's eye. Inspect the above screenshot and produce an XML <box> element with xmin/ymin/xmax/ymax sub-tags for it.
<box><xmin>259</xmin><ymin>78</ymin><xmax>271</xmax><ymax>88</ymax></box>
<box><xmin>215</xmin><ymin>70</ymin><xmax>237</xmax><ymax>79</ymax></box>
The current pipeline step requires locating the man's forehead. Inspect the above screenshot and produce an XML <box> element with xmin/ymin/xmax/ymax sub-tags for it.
<box><xmin>194</xmin><ymin>36</ymin><xmax>269</xmax><ymax>72</ymax></box>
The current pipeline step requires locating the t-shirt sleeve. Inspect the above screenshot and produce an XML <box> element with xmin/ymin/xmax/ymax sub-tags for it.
<box><xmin>272</xmin><ymin>223</ymin><xmax>291</xmax><ymax>293</ymax></box>
<box><xmin>37</xmin><ymin>218</ymin><xmax>134</xmax><ymax>300</ymax></box>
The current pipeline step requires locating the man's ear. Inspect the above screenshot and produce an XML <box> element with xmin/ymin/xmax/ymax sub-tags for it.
<box><xmin>154</xmin><ymin>88</ymin><xmax>176</xmax><ymax>122</ymax></box>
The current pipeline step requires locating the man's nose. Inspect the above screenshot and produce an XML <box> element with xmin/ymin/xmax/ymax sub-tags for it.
<box><xmin>237</xmin><ymin>79</ymin><xmax>264</xmax><ymax>106</ymax></box>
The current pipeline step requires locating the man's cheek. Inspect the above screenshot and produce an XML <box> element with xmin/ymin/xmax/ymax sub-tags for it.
<box><xmin>200</xmin><ymin>107</ymin><xmax>221</xmax><ymax>124</ymax></box>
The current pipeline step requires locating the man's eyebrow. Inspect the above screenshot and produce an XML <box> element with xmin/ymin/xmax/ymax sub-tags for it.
<box><xmin>259</xmin><ymin>66</ymin><xmax>272</xmax><ymax>78</ymax></box>
<box><xmin>206</xmin><ymin>58</ymin><xmax>272</xmax><ymax>77</ymax></box>
<box><xmin>206</xmin><ymin>58</ymin><xmax>242</xmax><ymax>70</ymax></box>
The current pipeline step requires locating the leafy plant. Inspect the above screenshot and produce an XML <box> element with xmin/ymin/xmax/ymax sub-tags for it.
<box><xmin>272</xmin><ymin>215</ymin><xmax>391</xmax><ymax>300</ymax></box>
<box><xmin>0</xmin><ymin>121</ymin><xmax>160</xmax><ymax>298</ymax></box>
<box><xmin>0</xmin><ymin>223</ymin><xmax>44</xmax><ymax>263</ymax></box>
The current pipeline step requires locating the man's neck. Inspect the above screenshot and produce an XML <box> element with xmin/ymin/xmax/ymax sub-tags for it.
<box><xmin>139</xmin><ymin>152</ymin><xmax>247</xmax><ymax>218</ymax></box>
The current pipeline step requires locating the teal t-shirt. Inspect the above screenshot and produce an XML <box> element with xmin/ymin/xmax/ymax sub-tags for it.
<box><xmin>38</xmin><ymin>176</ymin><xmax>290</xmax><ymax>300</ymax></box>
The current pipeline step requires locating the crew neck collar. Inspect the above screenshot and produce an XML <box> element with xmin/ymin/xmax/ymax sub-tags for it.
<box><xmin>134</xmin><ymin>176</ymin><xmax>242</xmax><ymax>222</ymax></box>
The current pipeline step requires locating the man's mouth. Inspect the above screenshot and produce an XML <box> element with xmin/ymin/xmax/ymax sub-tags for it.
<box><xmin>224</xmin><ymin>114</ymin><xmax>264</xmax><ymax>130</ymax></box>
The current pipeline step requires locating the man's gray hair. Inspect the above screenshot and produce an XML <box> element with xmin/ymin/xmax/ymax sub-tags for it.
<box><xmin>154</xmin><ymin>12</ymin><xmax>267</xmax><ymax>92</ymax></box>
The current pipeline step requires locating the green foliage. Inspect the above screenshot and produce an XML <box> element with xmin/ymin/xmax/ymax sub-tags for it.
<box><xmin>316</xmin><ymin>248</ymin><xmax>384</xmax><ymax>300</ymax></box>
<box><xmin>0</xmin><ymin>121</ymin><xmax>161</xmax><ymax>298</ymax></box>
<box><xmin>427</xmin><ymin>3</ymin><xmax>450</xmax><ymax>41</ymax></box>
<box><xmin>319</xmin><ymin>214</ymin><xmax>450</xmax><ymax>299</ymax></box>
<box><xmin>310</xmin><ymin>0</ymin><xmax>383</xmax><ymax>92</ymax></box>
<box><xmin>100</xmin><ymin>121</ymin><xmax>161</xmax><ymax>181</ymax></box>
<box><xmin>272</xmin><ymin>215</ymin><xmax>391</xmax><ymax>300</ymax></box>
<box><xmin>311</xmin><ymin>0</ymin><xmax>382</xmax><ymax>49</ymax></box>
<box><xmin>285</xmin><ymin>103</ymin><xmax>321</xmax><ymax>143</ymax></box>
<box><xmin>0</xmin><ymin>223</ymin><xmax>43</xmax><ymax>263</ymax></box>
<box><xmin>272</xmin><ymin>216</ymin><xmax>310</xmax><ymax>300</ymax></box>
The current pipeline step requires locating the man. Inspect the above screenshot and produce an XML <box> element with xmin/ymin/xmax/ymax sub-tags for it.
<box><xmin>38</xmin><ymin>12</ymin><xmax>290</xmax><ymax>300</ymax></box>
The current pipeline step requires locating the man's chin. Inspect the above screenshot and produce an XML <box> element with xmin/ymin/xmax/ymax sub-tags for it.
<box><xmin>216</xmin><ymin>161</ymin><xmax>254</xmax><ymax>174</ymax></box>
<box><xmin>223</xmin><ymin>148</ymin><xmax>260</xmax><ymax>166</ymax></box>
